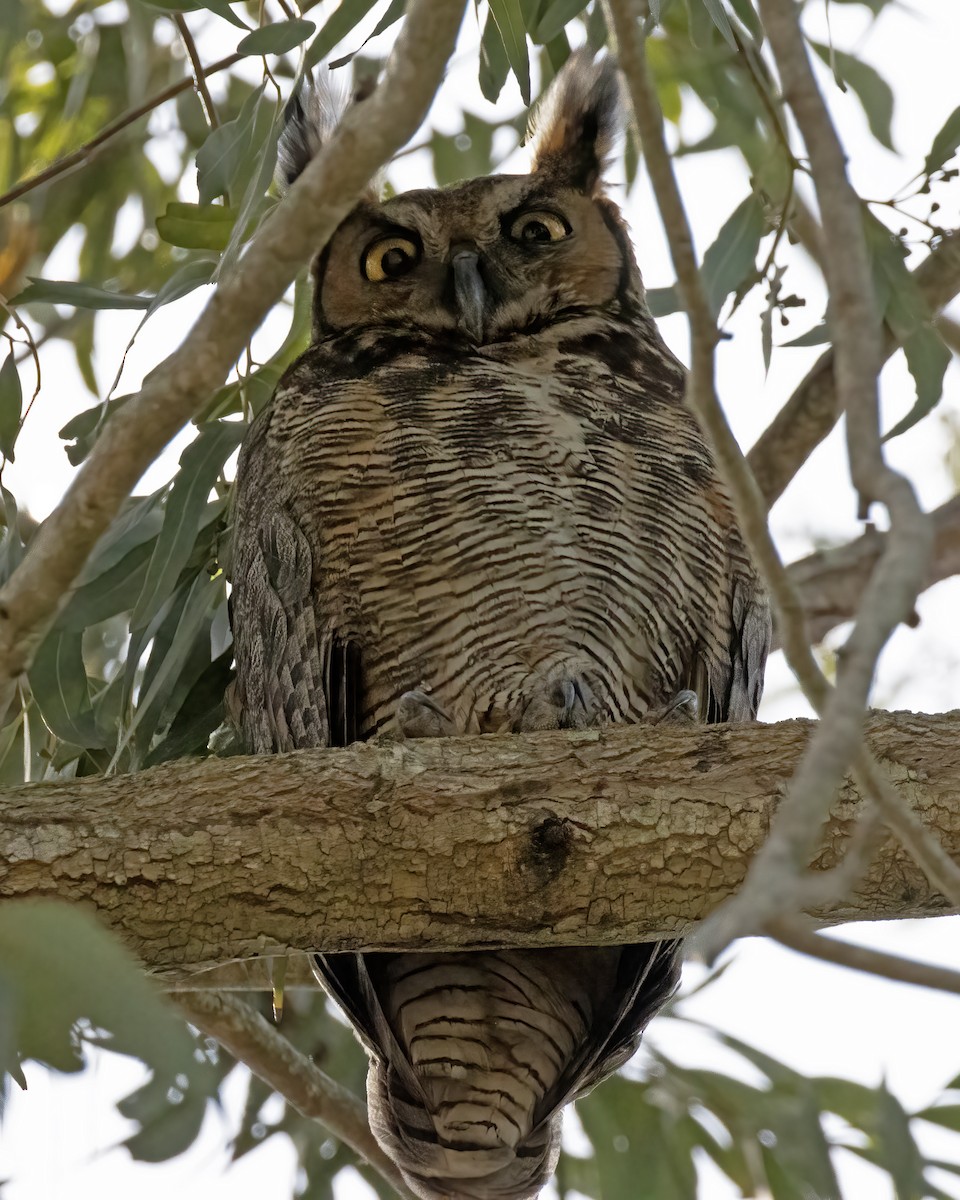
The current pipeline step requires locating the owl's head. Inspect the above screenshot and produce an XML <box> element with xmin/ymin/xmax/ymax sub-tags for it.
<box><xmin>278</xmin><ymin>54</ymin><xmax>646</xmax><ymax>345</ymax></box>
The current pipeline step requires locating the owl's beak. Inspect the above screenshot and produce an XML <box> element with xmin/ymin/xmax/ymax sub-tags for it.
<box><xmin>452</xmin><ymin>246</ymin><xmax>486</xmax><ymax>344</ymax></box>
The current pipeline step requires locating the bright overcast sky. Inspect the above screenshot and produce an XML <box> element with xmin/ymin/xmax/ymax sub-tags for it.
<box><xmin>2</xmin><ymin>1</ymin><xmax>960</xmax><ymax>1197</ymax></box>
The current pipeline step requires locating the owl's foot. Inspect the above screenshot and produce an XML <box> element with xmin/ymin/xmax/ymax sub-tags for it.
<box><xmin>645</xmin><ymin>689</ymin><xmax>699</xmax><ymax>726</ymax></box>
<box><xmin>396</xmin><ymin>690</ymin><xmax>458</xmax><ymax>739</ymax></box>
<box><xmin>514</xmin><ymin>673</ymin><xmax>600</xmax><ymax>732</ymax></box>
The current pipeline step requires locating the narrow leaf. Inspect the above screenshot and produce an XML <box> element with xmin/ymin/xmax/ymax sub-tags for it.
<box><xmin>12</xmin><ymin>278</ymin><xmax>151</xmax><ymax>310</ymax></box>
<box><xmin>923</xmin><ymin>105</ymin><xmax>960</xmax><ymax>177</ymax></box>
<box><xmin>810</xmin><ymin>42</ymin><xmax>895</xmax><ymax>150</ymax></box>
<box><xmin>237</xmin><ymin>18</ymin><xmax>315</xmax><ymax>56</ymax></box>
<box><xmin>699</xmin><ymin>0</ymin><xmax>736</xmax><ymax>49</ymax></box>
<box><xmin>195</xmin><ymin>84</ymin><xmax>266</xmax><ymax>205</ymax></box>
<box><xmin>0</xmin><ymin>350</ymin><xmax>23</xmax><ymax>461</ymax></box>
<box><xmin>305</xmin><ymin>0</ymin><xmax>379</xmax><ymax>69</ymax></box>
<box><xmin>884</xmin><ymin>324</ymin><xmax>952</xmax><ymax>440</ymax></box>
<box><xmin>156</xmin><ymin>203</ymin><xmax>238</xmax><ymax>251</ymax></box>
<box><xmin>140</xmin><ymin>0</ymin><xmax>249</xmax><ymax>30</ymax></box>
<box><xmin>489</xmin><ymin>0</ymin><xmax>531</xmax><ymax>103</ymax></box>
<box><xmin>700</xmin><ymin>193</ymin><xmax>767</xmax><ymax>319</ymax></box>
<box><xmin>131</xmin><ymin>422</ymin><xmax>244</xmax><ymax>633</ymax></box>
<box><xmin>479</xmin><ymin>10</ymin><xmax>512</xmax><ymax>103</ymax></box>
<box><xmin>27</xmin><ymin>630</ymin><xmax>109</xmax><ymax>748</ymax></box>
<box><xmin>533</xmin><ymin>0</ymin><xmax>589</xmax><ymax>43</ymax></box>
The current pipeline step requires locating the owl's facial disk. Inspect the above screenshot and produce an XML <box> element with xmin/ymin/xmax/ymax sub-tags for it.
<box><xmin>314</xmin><ymin>176</ymin><xmax>637</xmax><ymax>345</ymax></box>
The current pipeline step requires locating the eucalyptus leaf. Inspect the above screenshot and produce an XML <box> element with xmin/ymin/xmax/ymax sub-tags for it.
<box><xmin>533</xmin><ymin>0</ymin><xmax>589</xmax><ymax>44</ymax></box>
<box><xmin>0</xmin><ymin>349</ymin><xmax>23</xmax><ymax>461</ymax></box>
<box><xmin>810</xmin><ymin>42</ymin><xmax>895</xmax><ymax>150</ymax></box>
<box><xmin>156</xmin><ymin>204</ymin><xmax>238</xmax><ymax>251</ymax></box>
<box><xmin>27</xmin><ymin>629</ymin><xmax>109</xmax><ymax>749</ymax></box>
<box><xmin>698</xmin><ymin>0</ymin><xmax>737</xmax><ymax>48</ymax></box>
<box><xmin>305</xmin><ymin>0</ymin><xmax>379</xmax><ymax>69</ymax></box>
<box><xmin>700</xmin><ymin>192</ymin><xmax>767</xmax><ymax>319</ymax></box>
<box><xmin>195</xmin><ymin>84</ymin><xmax>267</xmax><ymax>205</ymax></box>
<box><xmin>237</xmin><ymin>18</ymin><xmax>315</xmax><ymax>56</ymax></box>
<box><xmin>923</xmin><ymin>104</ymin><xmax>960</xmax><ymax>177</ymax></box>
<box><xmin>131</xmin><ymin>422</ymin><xmax>244</xmax><ymax>634</ymax></box>
<box><xmin>0</xmin><ymin>899</ymin><xmax>214</xmax><ymax>1156</ymax></box>
<box><xmin>489</xmin><ymin>0</ymin><xmax>531</xmax><ymax>103</ymax></box>
<box><xmin>13</xmin><ymin>278</ymin><xmax>151</xmax><ymax>310</ymax></box>
<box><xmin>479</xmin><ymin>9</ymin><xmax>512</xmax><ymax>103</ymax></box>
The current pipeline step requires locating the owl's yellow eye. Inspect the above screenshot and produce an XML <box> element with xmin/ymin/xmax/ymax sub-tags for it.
<box><xmin>509</xmin><ymin>210</ymin><xmax>570</xmax><ymax>245</ymax></box>
<box><xmin>363</xmin><ymin>236</ymin><xmax>420</xmax><ymax>282</ymax></box>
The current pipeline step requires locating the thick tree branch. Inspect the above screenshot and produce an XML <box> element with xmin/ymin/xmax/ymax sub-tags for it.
<box><xmin>769</xmin><ymin>917</ymin><xmax>960</xmax><ymax>997</ymax></box>
<box><xmin>175</xmin><ymin>991</ymin><xmax>413</xmax><ymax>1199</ymax></box>
<box><xmin>781</xmin><ymin>493</ymin><xmax>960</xmax><ymax>648</ymax></box>
<box><xmin>0</xmin><ymin>0</ymin><xmax>466</xmax><ymax>698</ymax></box>
<box><xmin>2</xmin><ymin>714</ymin><xmax>958</xmax><ymax>979</ymax></box>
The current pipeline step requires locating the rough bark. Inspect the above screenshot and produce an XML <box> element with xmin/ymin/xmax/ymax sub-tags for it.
<box><xmin>1</xmin><ymin>712</ymin><xmax>958</xmax><ymax>984</ymax></box>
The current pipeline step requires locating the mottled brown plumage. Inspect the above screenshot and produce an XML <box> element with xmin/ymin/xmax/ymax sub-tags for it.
<box><xmin>230</xmin><ymin>52</ymin><xmax>769</xmax><ymax>1200</ymax></box>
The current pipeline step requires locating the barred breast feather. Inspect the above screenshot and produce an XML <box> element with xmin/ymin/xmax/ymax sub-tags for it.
<box><xmin>228</xmin><ymin>50</ymin><xmax>769</xmax><ymax>1200</ymax></box>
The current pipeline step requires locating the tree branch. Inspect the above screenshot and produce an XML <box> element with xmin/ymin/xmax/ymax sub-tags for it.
<box><xmin>173</xmin><ymin>15</ymin><xmax>221</xmax><ymax>130</ymax></box>
<box><xmin>174</xmin><ymin>991</ymin><xmax>413</xmax><ymax>1199</ymax></box>
<box><xmin>0</xmin><ymin>0</ymin><xmax>467</xmax><ymax>699</ymax></box>
<box><xmin>769</xmin><ymin>917</ymin><xmax>960</xmax><ymax>997</ymax></box>
<box><xmin>781</xmin><ymin>493</ymin><xmax>960</xmax><ymax>648</ymax></box>
<box><xmin>2</xmin><ymin>714</ymin><xmax>958</xmax><ymax>978</ymax></box>
<box><xmin>0</xmin><ymin>53</ymin><xmax>244</xmax><ymax>211</ymax></box>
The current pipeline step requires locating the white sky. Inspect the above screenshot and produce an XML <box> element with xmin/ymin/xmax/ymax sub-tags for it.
<box><xmin>3</xmin><ymin>1</ymin><xmax>960</xmax><ymax>1197</ymax></box>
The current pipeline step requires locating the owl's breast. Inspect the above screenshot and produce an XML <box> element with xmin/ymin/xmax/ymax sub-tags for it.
<box><xmin>272</xmin><ymin>348</ymin><xmax>731</xmax><ymax>736</ymax></box>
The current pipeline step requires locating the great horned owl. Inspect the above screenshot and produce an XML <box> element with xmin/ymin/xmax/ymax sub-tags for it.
<box><xmin>229</xmin><ymin>53</ymin><xmax>770</xmax><ymax>1200</ymax></box>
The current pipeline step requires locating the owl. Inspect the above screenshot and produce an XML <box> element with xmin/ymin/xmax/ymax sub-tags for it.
<box><xmin>229</xmin><ymin>52</ymin><xmax>770</xmax><ymax>1200</ymax></box>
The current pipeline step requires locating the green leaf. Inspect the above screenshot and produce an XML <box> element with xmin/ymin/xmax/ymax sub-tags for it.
<box><xmin>139</xmin><ymin>0</ymin><xmax>249</xmax><ymax>30</ymax></box>
<box><xmin>810</xmin><ymin>42</ymin><xmax>895</xmax><ymax>151</ymax></box>
<box><xmin>329</xmin><ymin>0</ymin><xmax>405</xmax><ymax>67</ymax></box>
<box><xmin>121</xmin><ymin>571</ymin><xmax>221</xmax><ymax>762</ymax></box>
<box><xmin>28</xmin><ymin>629</ymin><xmax>109</xmax><ymax>749</ymax></box>
<box><xmin>884</xmin><ymin>323</ymin><xmax>952</xmax><ymax>440</ymax></box>
<box><xmin>489</xmin><ymin>0</ymin><xmax>531</xmax><ymax>104</ymax></box>
<box><xmin>132</xmin><ymin>421</ymin><xmax>244</xmax><ymax>633</ymax></box>
<box><xmin>782</xmin><ymin>320</ymin><xmax>831</xmax><ymax>348</ymax></box>
<box><xmin>533</xmin><ymin>0</ymin><xmax>589</xmax><ymax>43</ymax></box>
<box><xmin>0</xmin><ymin>349</ymin><xmax>23</xmax><ymax>462</ymax></box>
<box><xmin>12</xmin><ymin>278</ymin><xmax>151</xmax><ymax>310</ymax></box>
<box><xmin>305</xmin><ymin>0</ymin><xmax>379</xmax><ymax>69</ymax></box>
<box><xmin>237</xmin><ymin>18</ymin><xmax>316</xmax><ymax>56</ymax></box>
<box><xmin>58</xmin><ymin>539</ymin><xmax>158</xmax><ymax>632</ymax></box>
<box><xmin>698</xmin><ymin>0</ymin><xmax>736</xmax><ymax>48</ymax></box>
<box><xmin>156</xmin><ymin>203</ymin><xmax>238</xmax><ymax>251</ymax></box>
<box><xmin>195</xmin><ymin>84</ymin><xmax>267</xmax><ymax>205</ymax></box>
<box><xmin>700</xmin><ymin>193</ymin><xmax>767</xmax><ymax>319</ymax></box>
<box><xmin>923</xmin><ymin>105</ymin><xmax>960</xmax><ymax>177</ymax></box>
<box><xmin>914</xmin><ymin>1103</ymin><xmax>960</xmax><ymax>1132</ymax></box>
<box><xmin>647</xmin><ymin>286</ymin><xmax>680</xmax><ymax>317</ymax></box>
<box><xmin>0</xmin><ymin>899</ymin><xmax>214</xmax><ymax>1156</ymax></box>
<box><xmin>479</xmin><ymin>9</ymin><xmax>512</xmax><ymax>103</ymax></box>
<box><xmin>144</xmin><ymin>645</ymin><xmax>233</xmax><ymax>766</ymax></box>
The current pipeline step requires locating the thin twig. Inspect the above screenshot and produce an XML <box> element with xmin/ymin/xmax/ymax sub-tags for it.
<box><xmin>0</xmin><ymin>52</ymin><xmax>244</xmax><ymax>210</ymax></box>
<box><xmin>174</xmin><ymin>15</ymin><xmax>221</xmax><ymax>129</ymax></box>
<box><xmin>0</xmin><ymin>0</ymin><xmax>466</xmax><ymax>697</ymax></box>
<box><xmin>175</xmin><ymin>991</ymin><xmax>413</xmax><ymax>1199</ymax></box>
<box><xmin>769</xmin><ymin>918</ymin><xmax>960</xmax><ymax>997</ymax></box>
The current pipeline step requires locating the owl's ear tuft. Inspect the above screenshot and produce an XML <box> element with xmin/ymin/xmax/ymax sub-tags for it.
<box><xmin>276</xmin><ymin>73</ymin><xmax>381</xmax><ymax>198</ymax></box>
<box><xmin>527</xmin><ymin>52</ymin><xmax>621</xmax><ymax>194</ymax></box>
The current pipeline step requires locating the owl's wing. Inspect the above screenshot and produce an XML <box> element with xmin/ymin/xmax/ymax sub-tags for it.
<box><xmin>533</xmin><ymin>938</ymin><xmax>682</xmax><ymax>1118</ymax></box>
<box><xmin>229</xmin><ymin>406</ymin><xmax>362</xmax><ymax>753</ymax></box>
<box><xmin>688</xmin><ymin>564</ymin><xmax>771</xmax><ymax>726</ymax></box>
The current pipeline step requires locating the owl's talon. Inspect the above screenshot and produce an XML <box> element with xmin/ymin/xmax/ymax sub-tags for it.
<box><xmin>514</xmin><ymin>672</ymin><xmax>600</xmax><ymax>732</ymax></box>
<box><xmin>646</xmin><ymin>689</ymin><xmax>699</xmax><ymax>725</ymax></box>
<box><xmin>396</xmin><ymin>690</ymin><xmax>458</xmax><ymax>739</ymax></box>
